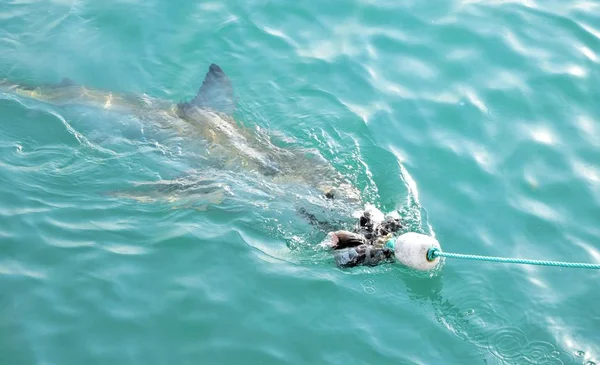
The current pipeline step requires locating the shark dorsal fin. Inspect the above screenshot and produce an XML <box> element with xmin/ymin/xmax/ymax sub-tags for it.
<box><xmin>190</xmin><ymin>64</ymin><xmax>235</xmax><ymax>115</ymax></box>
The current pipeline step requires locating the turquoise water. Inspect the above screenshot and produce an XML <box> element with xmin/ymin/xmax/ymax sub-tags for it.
<box><xmin>1</xmin><ymin>0</ymin><xmax>600</xmax><ymax>364</ymax></box>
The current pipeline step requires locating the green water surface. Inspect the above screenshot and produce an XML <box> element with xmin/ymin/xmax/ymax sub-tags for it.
<box><xmin>1</xmin><ymin>0</ymin><xmax>599</xmax><ymax>364</ymax></box>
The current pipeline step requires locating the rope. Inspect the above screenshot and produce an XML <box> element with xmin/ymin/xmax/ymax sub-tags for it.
<box><xmin>427</xmin><ymin>248</ymin><xmax>600</xmax><ymax>269</ymax></box>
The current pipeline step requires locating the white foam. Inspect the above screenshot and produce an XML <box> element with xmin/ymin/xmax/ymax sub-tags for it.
<box><xmin>363</xmin><ymin>203</ymin><xmax>385</xmax><ymax>226</ymax></box>
<box><xmin>386</xmin><ymin>210</ymin><xmax>400</xmax><ymax>220</ymax></box>
<box><xmin>353</xmin><ymin>204</ymin><xmax>400</xmax><ymax>229</ymax></box>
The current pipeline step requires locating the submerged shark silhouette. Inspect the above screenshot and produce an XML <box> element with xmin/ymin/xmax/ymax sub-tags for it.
<box><xmin>0</xmin><ymin>64</ymin><xmax>362</xmax><ymax>205</ymax></box>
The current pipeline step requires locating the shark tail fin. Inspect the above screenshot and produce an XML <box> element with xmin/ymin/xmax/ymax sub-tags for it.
<box><xmin>188</xmin><ymin>63</ymin><xmax>236</xmax><ymax>115</ymax></box>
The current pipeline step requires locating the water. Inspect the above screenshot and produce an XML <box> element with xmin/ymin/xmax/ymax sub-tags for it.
<box><xmin>1</xmin><ymin>0</ymin><xmax>599</xmax><ymax>364</ymax></box>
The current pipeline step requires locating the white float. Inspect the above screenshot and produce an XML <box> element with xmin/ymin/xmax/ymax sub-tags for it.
<box><xmin>392</xmin><ymin>232</ymin><xmax>441</xmax><ymax>271</ymax></box>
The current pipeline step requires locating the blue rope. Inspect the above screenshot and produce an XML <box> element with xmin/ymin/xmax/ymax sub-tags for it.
<box><xmin>427</xmin><ymin>248</ymin><xmax>600</xmax><ymax>269</ymax></box>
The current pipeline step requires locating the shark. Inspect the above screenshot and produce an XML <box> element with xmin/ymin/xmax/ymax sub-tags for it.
<box><xmin>0</xmin><ymin>63</ymin><xmax>362</xmax><ymax>207</ymax></box>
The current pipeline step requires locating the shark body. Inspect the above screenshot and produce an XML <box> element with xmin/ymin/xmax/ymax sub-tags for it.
<box><xmin>1</xmin><ymin>64</ymin><xmax>361</xmax><ymax>205</ymax></box>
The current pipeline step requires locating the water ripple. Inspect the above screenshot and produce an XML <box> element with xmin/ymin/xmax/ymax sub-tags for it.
<box><xmin>488</xmin><ymin>327</ymin><xmax>530</xmax><ymax>363</ymax></box>
<box><xmin>0</xmin><ymin>260</ymin><xmax>47</xmax><ymax>280</ymax></box>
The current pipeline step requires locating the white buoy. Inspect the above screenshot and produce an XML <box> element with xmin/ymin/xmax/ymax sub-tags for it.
<box><xmin>393</xmin><ymin>232</ymin><xmax>441</xmax><ymax>271</ymax></box>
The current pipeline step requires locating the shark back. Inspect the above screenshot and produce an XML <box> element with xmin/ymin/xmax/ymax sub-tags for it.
<box><xmin>0</xmin><ymin>77</ymin><xmax>171</xmax><ymax>115</ymax></box>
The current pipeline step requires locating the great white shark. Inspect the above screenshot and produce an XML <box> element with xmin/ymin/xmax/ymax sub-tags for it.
<box><xmin>0</xmin><ymin>64</ymin><xmax>362</xmax><ymax>206</ymax></box>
